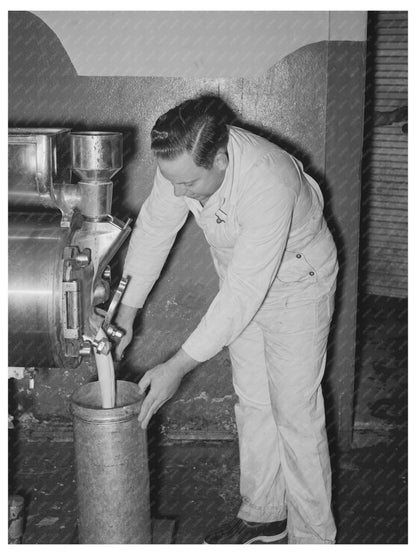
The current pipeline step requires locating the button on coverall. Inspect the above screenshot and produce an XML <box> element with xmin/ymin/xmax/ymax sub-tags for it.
<box><xmin>122</xmin><ymin>126</ymin><xmax>338</xmax><ymax>544</ymax></box>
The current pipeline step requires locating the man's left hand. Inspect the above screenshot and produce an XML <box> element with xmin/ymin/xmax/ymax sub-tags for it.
<box><xmin>138</xmin><ymin>348</ymin><xmax>199</xmax><ymax>429</ymax></box>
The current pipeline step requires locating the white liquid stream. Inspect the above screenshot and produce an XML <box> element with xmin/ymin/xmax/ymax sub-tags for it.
<box><xmin>94</xmin><ymin>328</ymin><xmax>116</xmax><ymax>408</ymax></box>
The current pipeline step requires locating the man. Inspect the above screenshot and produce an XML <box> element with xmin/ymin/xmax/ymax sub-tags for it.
<box><xmin>115</xmin><ymin>95</ymin><xmax>338</xmax><ymax>544</ymax></box>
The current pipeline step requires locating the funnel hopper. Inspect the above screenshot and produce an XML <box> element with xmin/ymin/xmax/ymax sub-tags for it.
<box><xmin>71</xmin><ymin>132</ymin><xmax>122</xmax><ymax>182</ymax></box>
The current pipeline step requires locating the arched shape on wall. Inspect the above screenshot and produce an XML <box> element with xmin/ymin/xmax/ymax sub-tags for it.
<box><xmin>9</xmin><ymin>11</ymin><xmax>76</xmax><ymax>82</ymax></box>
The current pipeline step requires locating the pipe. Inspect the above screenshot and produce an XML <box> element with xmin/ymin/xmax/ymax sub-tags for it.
<box><xmin>70</xmin><ymin>381</ymin><xmax>151</xmax><ymax>544</ymax></box>
<box><xmin>8</xmin><ymin>128</ymin><xmax>71</xmax><ymax>211</ymax></box>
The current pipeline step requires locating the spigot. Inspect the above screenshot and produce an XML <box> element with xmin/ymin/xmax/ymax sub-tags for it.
<box><xmin>82</xmin><ymin>334</ymin><xmax>112</xmax><ymax>356</ymax></box>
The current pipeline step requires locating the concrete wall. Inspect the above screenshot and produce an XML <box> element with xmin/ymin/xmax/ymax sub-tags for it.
<box><xmin>9</xmin><ymin>11</ymin><xmax>366</xmax><ymax>445</ymax></box>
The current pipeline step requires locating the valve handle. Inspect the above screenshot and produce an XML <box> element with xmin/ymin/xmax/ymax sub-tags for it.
<box><xmin>102</xmin><ymin>276</ymin><xmax>129</xmax><ymax>333</ymax></box>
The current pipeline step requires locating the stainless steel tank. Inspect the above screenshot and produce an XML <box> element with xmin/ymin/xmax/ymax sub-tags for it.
<box><xmin>9</xmin><ymin>212</ymin><xmax>74</xmax><ymax>367</ymax></box>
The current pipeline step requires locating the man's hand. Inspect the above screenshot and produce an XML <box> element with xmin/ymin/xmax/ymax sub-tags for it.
<box><xmin>113</xmin><ymin>302</ymin><xmax>139</xmax><ymax>361</ymax></box>
<box><xmin>114</xmin><ymin>325</ymin><xmax>134</xmax><ymax>361</ymax></box>
<box><xmin>138</xmin><ymin>348</ymin><xmax>199</xmax><ymax>429</ymax></box>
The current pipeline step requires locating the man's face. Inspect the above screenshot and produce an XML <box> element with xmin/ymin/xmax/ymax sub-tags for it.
<box><xmin>158</xmin><ymin>151</ymin><xmax>227</xmax><ymax>205</ymax></box>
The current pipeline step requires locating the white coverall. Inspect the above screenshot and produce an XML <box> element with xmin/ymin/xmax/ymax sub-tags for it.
<box><xmin>122</xmin><ymin>126</ymin><xmax>338</xmax><ymax>544</ymax></box>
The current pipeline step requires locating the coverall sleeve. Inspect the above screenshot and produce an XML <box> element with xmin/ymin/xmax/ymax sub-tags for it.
<box><xmin>122</xmin><ymin>166</ymin><xmax>189</xmax><ymax>308</ymax></box>
<box><xmin>182</xmin><ymin>153</ymin><xmax>298</xmax><ymax>362</ymax></box>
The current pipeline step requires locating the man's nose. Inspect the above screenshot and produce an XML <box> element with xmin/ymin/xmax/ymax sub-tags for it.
<box><xmin>173</xmin><ymin>184</ymin><xmax>186</xmax><ymax>197</ymax></box>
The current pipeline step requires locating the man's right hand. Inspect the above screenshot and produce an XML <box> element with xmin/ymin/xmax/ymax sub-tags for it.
<box><xmin>114</xmin><ymin>325</ymin><xmax>134</xmax><ymax>361</ymax></box>
<box><xmin>113</xmin><ymin>303</ymin><xmax>139</xmax><ymax>361</ymax></box>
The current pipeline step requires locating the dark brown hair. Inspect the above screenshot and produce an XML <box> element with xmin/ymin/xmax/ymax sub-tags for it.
<box><xmin>151</xmin><ymin>95</ymin><xmax>234</xmax><ymax>169</ymax></box>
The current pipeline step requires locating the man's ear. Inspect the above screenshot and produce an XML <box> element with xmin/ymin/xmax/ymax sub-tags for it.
<box><xmin>214</xmin><ymin>148</ymin><xmax>228</xmax><ymax>171</ymax></box>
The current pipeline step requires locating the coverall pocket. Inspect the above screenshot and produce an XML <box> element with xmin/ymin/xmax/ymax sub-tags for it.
<box><xmin>277</xmin><ymin>250</ymin><xmax>317</xmax><ymax>284</ymax></box>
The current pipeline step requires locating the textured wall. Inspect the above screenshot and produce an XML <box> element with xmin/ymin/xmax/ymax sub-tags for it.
<box><xmin>9</xmin><ymin>11</ymin><xmax>364</xmax><ymax>443</ymax></box>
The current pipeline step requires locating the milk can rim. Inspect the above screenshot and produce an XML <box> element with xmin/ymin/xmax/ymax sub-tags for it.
<box><xmin>70</xmin><ymin>380</ymin><xmax>143</xmax><ymax>422</ymax></box>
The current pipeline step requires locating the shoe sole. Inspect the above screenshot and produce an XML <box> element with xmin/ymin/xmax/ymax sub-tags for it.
<box><xmin>246</xmin><ymin>530</ymin><xmax>288</xmax><ymax>544</ymax></box>
<box><xmin>204</xmin><ymin>529</ymin><xmax>288</xmax><ymax>544</ymax></box>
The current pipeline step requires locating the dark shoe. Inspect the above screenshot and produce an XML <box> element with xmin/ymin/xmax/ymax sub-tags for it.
<box><xmin>204</xmin><ymin>517</ymin><xmax>287</xmax><ymax>544</ymax></box>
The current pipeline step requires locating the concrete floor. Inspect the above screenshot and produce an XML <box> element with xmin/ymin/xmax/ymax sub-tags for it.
<box><xmin>8</xmin><ymin>294</ymin><xmax>407</xmax><ymax>544</ymax></box>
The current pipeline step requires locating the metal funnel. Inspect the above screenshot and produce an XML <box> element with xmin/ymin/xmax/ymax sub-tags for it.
<box><xmin>71</xmin><ymin>132</ymin><xmax>123</xmax><ymax>182</ymax></box>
